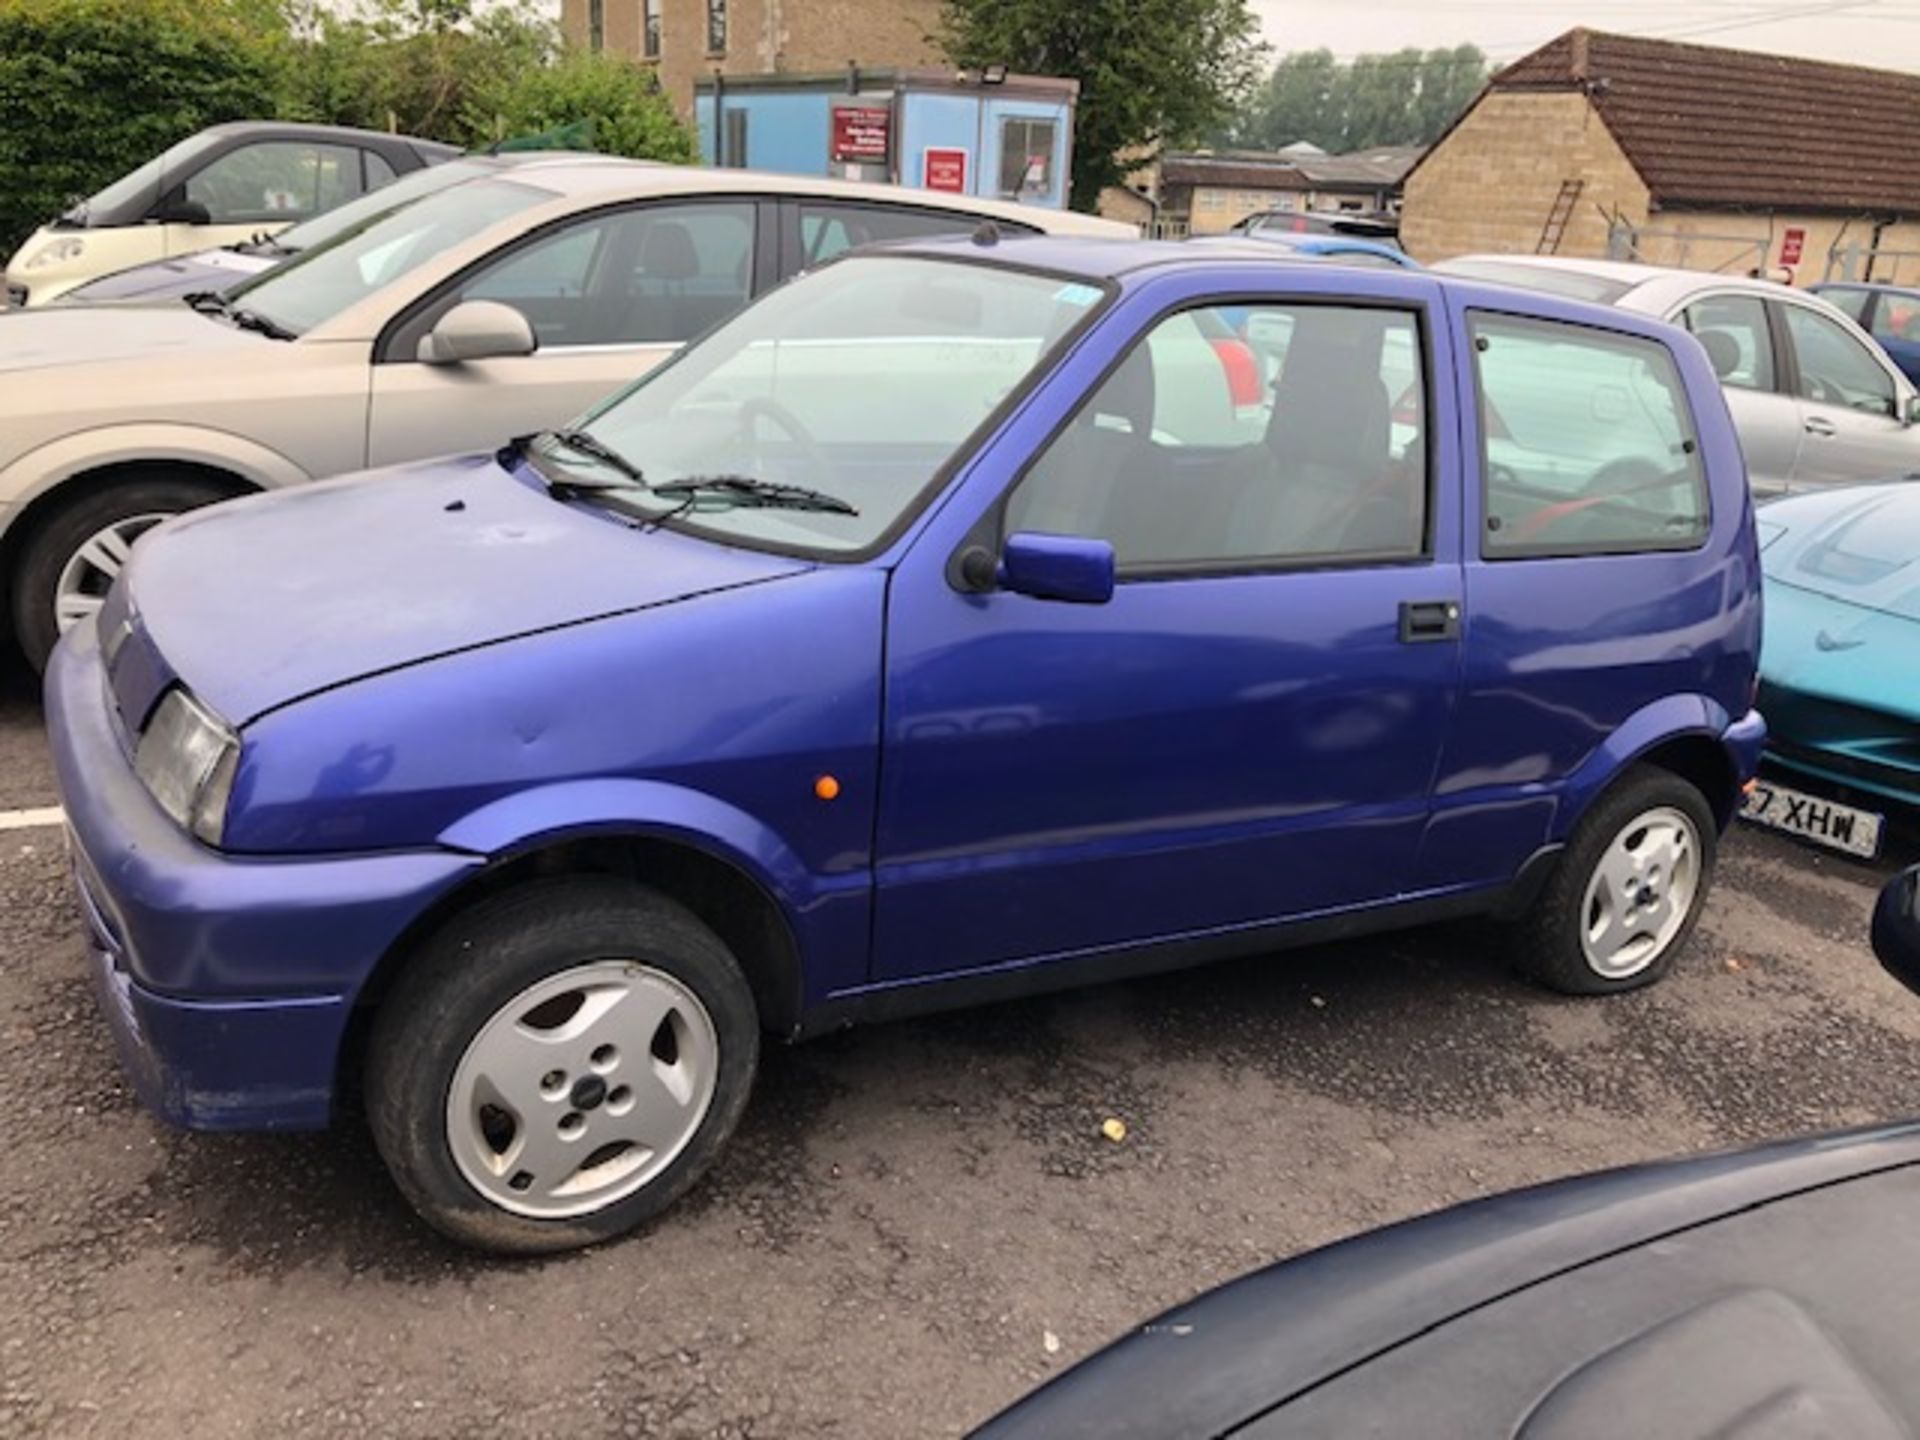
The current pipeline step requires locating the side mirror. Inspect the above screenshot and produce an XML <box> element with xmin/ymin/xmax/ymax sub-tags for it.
<box><xmin>417</xmin><ymin>300</ymin><xmax>538</xmax><ymax>365</ymax></box>
<box><xmin>1873</xmin><ymin>865</ymin><xmax>1920</xmax><ymax>996</ymax></box>
<box><xmin>1903</xmin><ymin>394</ymin><xmax>1920</xmax><ymax>426</ymax></box>
<box><xmin>996</xmin><ymin>532</ymin><xmax>1115</xmax><ymax>604</ymax></box>
<box><xmin>150</xmin><ymin>195</ymin><xmax>212</xmax><ymax>226</ymax></box>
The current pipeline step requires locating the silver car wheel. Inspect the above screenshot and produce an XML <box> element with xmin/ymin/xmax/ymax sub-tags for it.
<box><xmin>54</xmin><ymin>512</ymin><xmax>171</xmax><ymax>633</ymax></box>
<box><xmin>446</xmin><ymin>960</ymin><xmax>720</xmax><ymax>1220</ymax></box>
<box><xmin>1579</xmin><ymin>805</ymin><xmax>1702</xmax><ymax>979</ymax></box>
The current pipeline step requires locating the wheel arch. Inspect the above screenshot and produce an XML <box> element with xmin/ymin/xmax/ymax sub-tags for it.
<box><xmin>1559</xmin><ymin>693</ymin><xmax>1744</xmax><ymax>837</ymax></box>
<box><xmin>336</xmin><ymin>825</ymin><xmax>809</xmax><ymax>1109</ymax></box>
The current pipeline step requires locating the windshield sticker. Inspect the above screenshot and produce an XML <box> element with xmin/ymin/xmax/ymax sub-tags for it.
<box><xmin>1053</xmin><ymin>283</ymin><xmax>1102</xmax><ymax>307</ymax></box>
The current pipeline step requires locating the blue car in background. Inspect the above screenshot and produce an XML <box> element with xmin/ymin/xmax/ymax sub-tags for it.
<box><xmin>1811</xmin><ymin>281</ymin><xmax>1920</xmax><ymax>386</ymax></box>
<box><xmin>1203</xmin><ymin>229</ymin><xmax>1417</xmax><ymax>269</ymax></box>
<box><xmin>1743</xmin><ymin>480</ymin><xmax>1920</xmax><ymax>857</ymax></box>
<box><xmin>48</xmin><ymin>237</ymin><xmax>1764</xmax><ymax>1252</ymax></box>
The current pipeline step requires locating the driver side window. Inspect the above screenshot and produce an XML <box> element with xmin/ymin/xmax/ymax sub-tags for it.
<box><xmin>1783</xmin><ymin>304</ymin><xmax>1897</xmax><ymax>416</ymax></box>
<box><xmin>184</xmin><ymin>141</ymin><xmax>362</xmax><ymax>224</ymax></box>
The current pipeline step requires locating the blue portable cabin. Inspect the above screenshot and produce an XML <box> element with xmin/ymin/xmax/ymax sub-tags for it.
<box><xmin>693</xmin><ymin>66</ymin><xmax>1078</xmax><ymax>210</ymax></box>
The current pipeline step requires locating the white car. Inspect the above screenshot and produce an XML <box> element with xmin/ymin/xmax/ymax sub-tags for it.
<box><xmin>0</xmin><ymin>160</ymin><xmax>1131</xmax><ymax>665</ymax></box>
<box><xmin>1435</xmin><ymin>255</ymin><xmax>1920</xmax><ymax>496</ymax></box>
<box><xmin>4</xmin><ymin>121</ymin><xmax>458</xmax><ymax>309</ymax></box>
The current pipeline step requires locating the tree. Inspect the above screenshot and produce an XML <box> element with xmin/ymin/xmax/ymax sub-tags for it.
<box><xmin>940</xmin><ymin>0</ymin><xmax>1265</xmax><ymax>210</ymax></box>
<box><xmin>1229</xmin><ymin>45</ymin><xmax>1490</xmax><ymax>153</ymax></box>
<box><xmin>467</xmin><ymin>50</ymin><xmax>694</xmax><ymax>162</ymax></box>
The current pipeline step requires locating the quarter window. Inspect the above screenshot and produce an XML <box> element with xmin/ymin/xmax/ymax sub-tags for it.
<box><xmin>184</xmin><ymin>141</ymin><xmax>363</xmax><ymax>224</ymax></box>
<box><xmin>1007</xmin><ymin>303</ymin><xmax>1427</xmax><ymax>571</ymax></box>
<box><xmin>1679</xmin><ymin>295</ymin><xmax>1774</xmax><ymax>393</ymax></box>
<box><xmin>449</xmin><ymin>202</ymin><xmax>755</xmax><ymax>349</ymax></box>
<box><xmin>1784</xmin><ymin>304</ymin><xmax>1898</xmax><ymax>416</ymax></box>
<box><xmin>1473</xmin><ymin>313</ymin><xmax>1708</xmax><ymax>557</ymax></box>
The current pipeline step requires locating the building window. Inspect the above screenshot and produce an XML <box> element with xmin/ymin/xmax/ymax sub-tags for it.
<box><xmin>587</xmin><ymin>0</ymin><xmax>604</xmax><ymax>51</ymax></box>
<box><xmin>706</xmin><ymin>0</ymin><xmax>727</xmax><ymax>55</ymax></box>
<box><xmin>997</xmin><ymin>116</ymin><xmax>1056</xmax><ymax>200</ymax></box>
<box><xmin>722</xmin><ymin>107</ymin><xmax>748</xmax><ymax>167</ymax></box>
<box><xmin>642</xmin><ymin>0</ymin><xmax>659</xmax><ymax>57</ymax></box>
<box><xmin>1197</xmin><ymin>190</ymin><xmax>1224</xmax><ymax>211</ymax></box>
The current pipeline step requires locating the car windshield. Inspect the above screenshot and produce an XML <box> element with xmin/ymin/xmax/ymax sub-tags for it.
<box><xmin>64</xmin><ymin>132</ymin><xmax>219</xmax><ymax>226</ymax></box>
<box><xmin>540</xmin><ymin>254</ymin><xmax>1112</xmax><ymax>555</ymax></box>
<box><xmin>265</xmin><ymin>157</ymin><xmax>493</xmax><ymax>254</ymax></box>
<box><xmin>1439</xmin><ymin>259</ymin><xmax>1637</xmax><ymax>306</ymax></box>
<box><xmin>224</xmin><ymin>177</ymin><xmax>550</xmax><ymax>336</ymax></box>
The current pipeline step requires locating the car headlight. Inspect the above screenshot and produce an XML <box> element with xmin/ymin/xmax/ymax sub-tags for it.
<box><xmin>25</xmin><ymin>236</ymin><xmax>85</xmax><ymax>270</ymax></box>
<box><xmin>134</xmin><ymin>689</ymin><xmax>240</xmax><ymax>845</ymax></box>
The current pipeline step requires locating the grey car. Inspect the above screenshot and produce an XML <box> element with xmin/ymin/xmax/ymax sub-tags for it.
<box><xmin>1435</xmin><ymin>256</ymin><xmax>1920</xmax><ymax>495</ymax></box>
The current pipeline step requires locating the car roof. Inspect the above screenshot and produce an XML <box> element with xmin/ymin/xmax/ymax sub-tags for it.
<box><xmin>1437</xmin><ymin>253</ymin><xmax>1793</xmax><ymax>303</ymax></box>
<box><xmin>198</xmin><ymin>119</ymin><xmax>447</xmax><ymax>148</ymax></box>
<box><xmin>496</xmin><ymin>160</ymin><xmax>1133</xmax><ymax>235</ymax></box>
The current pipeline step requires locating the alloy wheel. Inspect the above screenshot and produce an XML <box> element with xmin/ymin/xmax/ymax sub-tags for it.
<box><xmin>1579</xmin><ymin>805</ymin><xmax>1702</xmax><ymax>980</ymax></box>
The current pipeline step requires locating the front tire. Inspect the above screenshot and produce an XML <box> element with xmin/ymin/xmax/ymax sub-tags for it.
<box><xmin>1515</xmin><ymin>765</ymin><xmax>1717</xmax><ymax>995</ymax></box>
<box><xmin>13</xmin><ymin>473</ymin><xmax>233</xmax><ymax>670</ymax></box>
<box><xmin>366</xmin><ymin>878</ymin><xmax>760</xmax><ymax>1254</ymax></box>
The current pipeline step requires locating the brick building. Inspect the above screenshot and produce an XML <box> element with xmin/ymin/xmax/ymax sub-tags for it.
<box><xmin>1402</xmin><ymin>29</ymin><xmax>1920</xmax><ymax>281</ymax></box>
<box><xmin>561</xmin><ymin>0</ymin><xmax>942</xmax><ymax>115</ymax></box>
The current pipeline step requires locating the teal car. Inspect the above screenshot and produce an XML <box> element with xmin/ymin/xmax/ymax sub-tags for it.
<box><xmin>1751</xmin><ymin>482</ymin><xmax>1920</xmax><ymax>854</ymax></box>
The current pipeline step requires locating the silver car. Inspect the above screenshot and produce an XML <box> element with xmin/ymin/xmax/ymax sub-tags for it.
<box><xmin>1434</xmin><ymin>256</ymin><xmax>1920</xmax><ymax>496</ymax></box>
<box><xmin>0</xmin><ymin>160</ymin><xmax>1130</xmax><ymax>667</ymax></box>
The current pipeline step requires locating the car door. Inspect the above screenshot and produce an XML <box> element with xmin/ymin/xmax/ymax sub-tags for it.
<box><xmin>1673</xmin><ymin>292</ymin><xmax>1801</xmax><ymax>494</ymax></box>
<box><xmin>871</xmin><ymin>280</ymin><xmax>1465</xmax><ymax>983</ymax></box>
<box><xmin>1777</xmin><ymin>298</ymin><xmax>1920</xmax><ymax>488</ymax></box>
<box><xmin>171</xmin><ymin>138</ymin><xmax>367</xmax><ymax>256</ymax></box>
<box><xmin>365</xmin><ymin>199</ymin><xmax>760</xmax><ymax>468</ymax></box>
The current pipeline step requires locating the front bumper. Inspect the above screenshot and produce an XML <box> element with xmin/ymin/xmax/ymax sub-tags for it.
<box><xmin>1758</xmin><ymin>682</ymin><xmax>1920</xmax><ymax>810</ymax></box>
<box><xmin>47</xmin><ymin>618</ymin><xmax>483</xmax><ymax>1130</ymax></box>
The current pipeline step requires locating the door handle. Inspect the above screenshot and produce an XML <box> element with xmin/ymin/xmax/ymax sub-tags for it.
<box><xmin>1804</xmin><ymin>416</ymin><xmax>1838</xmax><ymax>437</ymax></box>
<box><xmin>1399</xmin><ymin>600</ymin><xmax>1460</xmax><ymax>643</ymax></box>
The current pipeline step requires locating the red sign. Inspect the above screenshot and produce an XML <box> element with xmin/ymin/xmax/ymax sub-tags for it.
<box><xmin>831</xmin><ymin>106</ymin><xmax>891</xmax><ymax>163</ymax></box>
<box><xmin>923</xmin><ymin>147</ymin><xmax>968</xmax><ymax>194</ymax></box>
<box><xmin>1781</xmin><ymin>226</ymin><xmax>1807</xmax><ymax>266</ymax></box>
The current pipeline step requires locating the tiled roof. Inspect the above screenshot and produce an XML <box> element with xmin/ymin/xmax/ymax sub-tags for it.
<box><xmin>1160</xmin><ymin>154</ymin><xmax>1310</xmax><ymax>190</ymax></box>
<box><xmin>1491</xmin><ymin>28</ymin><xmax>1920</xmax><ymax>213</ymax></box>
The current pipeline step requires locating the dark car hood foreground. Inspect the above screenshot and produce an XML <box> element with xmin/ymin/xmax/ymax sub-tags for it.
<box><xmin>116</xmin><ymin>454</ymin><xmax>810</xmax><ymax>725</ymax></box>
<box><xmin>973</xmin><ymin>1121</ymin><xmax>1920</xmax><ymax>1439</ymax></box>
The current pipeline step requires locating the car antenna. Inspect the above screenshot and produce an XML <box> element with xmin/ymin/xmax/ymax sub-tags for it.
<box><xmin>971</xmin><ymin>220</ymin><xmax>1001</xmax><ymax>247</ymax></box>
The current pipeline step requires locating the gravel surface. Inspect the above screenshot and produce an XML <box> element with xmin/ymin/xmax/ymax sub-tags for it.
<box><xmin>1</xmin><ymin>685</ymin><xmax>1913</xmax><ymax>1439</ymax></box>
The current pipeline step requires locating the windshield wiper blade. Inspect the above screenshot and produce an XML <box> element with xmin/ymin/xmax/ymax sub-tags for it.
<box><xmin>652</xmin><ymin>475</ymin><xmax>858</xmax><ymax>515</ymax></box>
<box><xmin>182</xmin><ymin>289</ymin><xmax>230</xmax><ymax>315</ymax></box>
<box><xmin>530</xmin><ymin>428</ymin><xmax>647</xmax><ymax>486</ymax></box>
<box><xmin>228</xmin><ymin>306</ymin><xmax>297</xmax><ymax>341</ymax></box>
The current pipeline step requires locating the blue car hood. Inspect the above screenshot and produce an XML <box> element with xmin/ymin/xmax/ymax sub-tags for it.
<box><xmin>117</xmin><ymin>454</ymin><xmax>811</xmax><ymax>725</ymax></box>
<box><xmin>1760</xmin><ymin>484</ymin><xmax>1920</xmax><ymax>715</ymax></box>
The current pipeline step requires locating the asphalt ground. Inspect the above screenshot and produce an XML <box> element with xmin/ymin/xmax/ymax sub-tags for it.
<box><xmin>2</xmin><ymin>673</ymin><xmax>1916</xmax><ymax>1439</ymax></box>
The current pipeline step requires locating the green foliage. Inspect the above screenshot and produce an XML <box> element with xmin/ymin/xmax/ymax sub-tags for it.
<box><xmin>0</xmin><ymin>0</ymin><xmax>282</xmax><ymax>253</ymax></box>
<box><xmin>467</xmin><ymin>50</ymin><xmax>694</xmax><ymax>163</ymax></box>
<box><xmin>0</xmin><ymin>0</ymin><xmax>697</xmax><ymax>257</ymax></box>
<box><xmin>1229</xmin><ymin>46</ymin><xmax>1490</xmax><ymax>153</ymax></box>
<box><xmin>940</xmin><ymin>0</ymin><xmax>1265</xmax><ymax>211</ymax></box>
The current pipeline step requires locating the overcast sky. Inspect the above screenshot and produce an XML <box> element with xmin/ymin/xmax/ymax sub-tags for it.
<box><xmin>1247</xmin><ymin>0</ymin><xmax>1920</xmax><ymax>70</ymax></box>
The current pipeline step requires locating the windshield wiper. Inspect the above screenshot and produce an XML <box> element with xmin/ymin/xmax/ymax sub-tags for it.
<box><xmin>652</xmin><ymin>475</ymin><xmax>858</xmax><ymax>515</ymax></box>
<box><xmin>527</xmin><ymin>428</ymin><xmax>648</xmax><ymax>486</ymax></box>
<box><xmin>182</xmin><ymin>289</ymin><xmax>297</xmax><ymax>340</ymax></box>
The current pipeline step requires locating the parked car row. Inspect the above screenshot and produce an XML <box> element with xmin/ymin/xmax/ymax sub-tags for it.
<box><xmin>3</xmin><ymin>126</ymin><xmax>1908</xmax><ymax>1260</ymax></box>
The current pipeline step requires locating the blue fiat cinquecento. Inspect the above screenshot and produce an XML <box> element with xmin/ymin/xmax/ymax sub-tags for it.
<box><xmin>47</xmin><ymin>236</ymin><xmax>1765</xmax><ymax>1252</ymax></box>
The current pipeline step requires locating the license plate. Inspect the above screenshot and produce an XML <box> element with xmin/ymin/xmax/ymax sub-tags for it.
<box><xmin>1740</xmin><ymin>780</ymin><xmax>1883</xmax><ymax>858</ymax></box>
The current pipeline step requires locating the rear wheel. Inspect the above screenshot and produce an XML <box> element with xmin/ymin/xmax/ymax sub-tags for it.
<box><xmin>13</xmin><ymin>473</ymin><xmax>233</xmax><ymax>669</ymax></box>
<box><xmin>365</xmin><ymin>877</ymin><xmax>760</xmax><ymax>1254</ymax></box>
<box><xmin>1515</xmin><ymin>765</ymin><xmax>1717</xmax><ymax>995</ymax></box>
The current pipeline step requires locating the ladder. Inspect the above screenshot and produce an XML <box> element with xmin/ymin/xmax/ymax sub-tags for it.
<box><xmin>1537</xmin><ymin>179</ymin><xmax>1585</xmax><ymax>254</ymax></box>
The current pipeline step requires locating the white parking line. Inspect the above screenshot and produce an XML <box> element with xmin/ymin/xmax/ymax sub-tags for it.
<box><xmin>0</xmin><ymin>806</ymin><xmax>64</xmax><ymax>832</ymax></box>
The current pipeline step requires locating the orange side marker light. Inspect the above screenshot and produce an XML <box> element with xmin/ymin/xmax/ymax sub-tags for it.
<box><xmin>815</xmin><ymin>774</ymin><xmax>842</xmax><ymax>801</ymax></box>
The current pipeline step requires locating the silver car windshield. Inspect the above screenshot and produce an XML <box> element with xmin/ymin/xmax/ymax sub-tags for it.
<box><xmin>267</xmin><ymin>157</ymin><xmax>495</xmax><ymax>254</ymax></box>
<box><xmin>227</xmin><ymin>177</ymin><xmax>550</xmax><ymax>336</ymax></box>
<box><xmin>545</xmin><ymin>255</ymin><xmax>1112</xmax><ymax>556</ymax></box>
